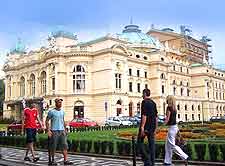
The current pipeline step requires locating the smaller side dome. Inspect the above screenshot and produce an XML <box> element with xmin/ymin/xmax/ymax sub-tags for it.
<box><xmin>10</xmin><ymin>38</ymin><xmax>26</xmax><ymax>54</ymax></box>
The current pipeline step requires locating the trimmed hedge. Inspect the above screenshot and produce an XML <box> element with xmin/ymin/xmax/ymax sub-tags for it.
<box><xmin>194</xmin><ymin>144</ymin><xmax>206</xmax><ymax>161</ymax></box>
<box><xmin>209</xmin><ymin>144</ymin><xmax>219</xmax><ymax>161</ymax></box>
<box><xmin>69</xmin><ymin>125</ymin><xmax>138</xmax><ymax>133</ymax></box>
<box><xmin>0</xmin><ymin>136</ymin><xmax>225</xmax><ymax>161</ymax></box>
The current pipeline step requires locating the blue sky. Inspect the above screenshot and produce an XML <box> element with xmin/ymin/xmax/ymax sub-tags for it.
<box><xmin>0</xmin><ymin>0</ymin><xmax>224</xmax><ymax>66</ymax></box>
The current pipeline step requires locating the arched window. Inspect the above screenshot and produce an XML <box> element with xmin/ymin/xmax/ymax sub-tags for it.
<box><xmin>160</xmin><ymin>73</ymin><xmax>166</xmax><ymax>79</ymax></box>
<box><xmin>173</xmin><ymin>80</ymin><xmax>176</xmax><ymax>85</ymax></box>
<box><xmin>137</xmin><ymin>102</ymin><xmax>141</xmax><ymax>114</ymax></box>
<box><xmin>30</xmin><ymin>74</ymin><xmax>35</xmax><ymax>96</ymax></box>
<box><xmin>73</xmin><ymin>65</ymin><xmax>86</xmax><ymax>93</ymax></box>
<box><xmin>185</xmin><ymin>105</ymin><xmax>187</xmax><ymax>111</ymax></box>
<box><xmin>177</xmin><ymin>104</ymin><xmax>180</xmax><ymax>111</ymax></box>
<box><xmin>40</xmin><ymin>71</ymin><xmax>47</xmax><ymax>95</ymax></box>
<box><xmin>180</xmin><ymin>81</ymin><xmax>183</xmax><ymax>86</ymax></box>
<box><xmin>20</xmin><ymin>76</ymin><xmax>25</xmax><ymax>97</ymax></box>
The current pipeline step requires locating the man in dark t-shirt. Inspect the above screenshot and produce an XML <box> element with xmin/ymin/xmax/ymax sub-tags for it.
<box><xmin>138</xmin><ymin>88</ymin><xmax>158</xmax><ymax>166</ymax></box>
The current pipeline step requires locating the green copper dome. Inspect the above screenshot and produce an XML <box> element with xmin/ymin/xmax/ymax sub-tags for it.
<box><xmin>51</xmin><ymin>30</ymin><xmax>77</xmax><ymax>40</ymax></box>
<box><xmin>118</xmin><ymin>24</ymin><xmax>162</xmax><ymax>49</ymax></box>
<box><xmin>10</xmin><ymin>38</ymin><xmax>26</xmax><ymax>54</ymax></box>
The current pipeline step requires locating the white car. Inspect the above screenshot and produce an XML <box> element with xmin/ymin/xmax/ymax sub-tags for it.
<box><xmin>105</xmin><ymin>117</ymin><xmax>133</xmax><ymax>126</ymax></box>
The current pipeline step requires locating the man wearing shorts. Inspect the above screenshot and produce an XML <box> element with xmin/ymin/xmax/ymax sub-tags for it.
<box><xmin>22</xmin><ymin>103</ymin><xmax>43</xmax><ymax>162</ymax></box>
<box><xmin>46</xmin><ymin>98</ymin><xmax>73</xmax><ymax>165</ymax></box>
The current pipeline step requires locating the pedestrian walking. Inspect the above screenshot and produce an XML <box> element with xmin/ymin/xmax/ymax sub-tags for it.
<box><xmin>138</xmin><ymin>88</ymin><xmax>158</xmax><ymax>166</ymax></box>
<box><xmin>164</xmin><ymin>95</ymin><xmax>189</xmax><ymax>165</ymax></box>
<box><xmin>45</xmin><ymin>98</ymin><xmax>73</xmax><ymax>165</ymax></box>
<box><xmin>22</xmin><ymin>103</ymin><xmax>43</xmax><ymax>162</ymax></box>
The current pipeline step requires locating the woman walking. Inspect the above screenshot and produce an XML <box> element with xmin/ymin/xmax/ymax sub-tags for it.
<box><xmin>164</xmin><ymin>95</ymin><xmax>188</xmax><ymax>166</ymax></box>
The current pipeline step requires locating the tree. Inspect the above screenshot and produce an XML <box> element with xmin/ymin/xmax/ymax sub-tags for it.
<box><xmin>0</xmin><ymin>79</ymin><xmax>5</xmax><ymax>111</ymax></box>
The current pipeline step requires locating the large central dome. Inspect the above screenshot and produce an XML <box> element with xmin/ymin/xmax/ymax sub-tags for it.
<box><xmin>118</xmin><ymin>24</ymin><xmax>162</xmax><ymax>49</ymax></box>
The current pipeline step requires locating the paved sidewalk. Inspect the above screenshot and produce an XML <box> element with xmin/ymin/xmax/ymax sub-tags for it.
<box><xmin>0</xmin><ymin>147</ymin><xmax>197</xmax><ymax>166</ymax></box>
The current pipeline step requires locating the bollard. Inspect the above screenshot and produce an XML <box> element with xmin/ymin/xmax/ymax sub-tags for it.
<box><xmin>132</xmin><ymin>136</ymin><xmax>136</xmax><ymax>166</ymax></box>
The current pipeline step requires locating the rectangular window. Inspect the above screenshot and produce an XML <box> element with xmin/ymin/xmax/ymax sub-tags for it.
<box><xmin>73</xmin><ymin>79</ymin><xmax>76</xmax><ymax>92</ymax></box>
<box><xmin>173</xmin><ymin>65</ymin><xmax>176</xmax><ymax>71</ymax></box>
<box><xmin>207</xmin><ymin>91</ymin><xmax>210</xmax><ymax>98</ymax></box>
<box><xmin>145</xmin><ymin>84</ymin><xmax>148</xmax><ymax>89</ymax></box>
<box><xmin>119</xmin><ymin>74</ymin><xmax>121</xmax><ymax>89</ymax></box>
<box><xmin>173</xmin><ymin>87</ymin><xmax>176</xmax><ymax>96</ymax></box>
<box><xmin>187</xmin><ymin>89</ymin><xmax>190</xmax><ymax>96</ymax></box>
<box><xmin>198</xmin><ymin>114</ymin><xmax>201</xmax><ymax>121</ymax></box>
<box><xmin>52</xmin><ymin>77</ymin><xmax>55</xmax><ymax>90</ymax></box>
<box><xmin>144</xmin><ymin>72</ymin><xmax>147</xmax><ymax>78</ymax></box>
<box><xmin>178</xmin><ymin>114</ymin><xmax>180</xmax><ymax>119</ymax></box>
<box><xmin>129</xmin><ymin>82</ymin><xmax>133</xmax><ymax>92</ymax></box>
<box><xmin>137</xmin><ymin>83</ymin><xmax>141</xmax><ymax>93</ymax></box>
<box><xmin>49</xmin><ymin>100</ymin><xmax>52</xmax><ymax>106</ymax></box>
<box><xmin>129</xmin><ymin>68</ymin><xmax>132</xmax><ymax>76</ymax></box>
<box><xmin>185</xmin><ymin>114</ymin><xmax>188</xmax><ymax>121</ymax></box>
<box><xmin>192</xmin><ymin>114</ymin><xmax>194</xmax><ymax>121</ymax></box>
<box><xmin>137</xmin><ymin>70</ymin><xmax>140</xmax><ymax>77</ymax></box>
<box><xmin>162</xmin><ymin>85</ymin><xmax>165</xmax><ymax>94</ymax></box>
<box><xmin>115</xmin><ymin>74</ymin><xmax>122</xmax><ymax>89</ymax></box>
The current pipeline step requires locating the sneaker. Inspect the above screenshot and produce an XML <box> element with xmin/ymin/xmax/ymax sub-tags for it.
<box><xmin>24</xmin><ymin>156</ymin><xmax>32</xmax><ymax>161</ymax></box>
<box><xmin>33</xmin><ymin>157</ymin><xmax>40</xmax><ymax>162</ymax></box>
<box><xmin>48</xmin><ymin>161</ymin><xmax>58</xmax><ymax>166</ymax></box>
<box><xmin>64</xmin><ymin>160</ymin><xmax>73</xmax><ymax>165</ymax></box>
<box><xmin>185</xmin><ymin>157</ymin><xmax>189</xmax><ymax>166</ymax></box>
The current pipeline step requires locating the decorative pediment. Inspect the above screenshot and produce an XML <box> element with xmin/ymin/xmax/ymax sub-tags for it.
<box><xmin>111</xmin><ymin>44</ymin><xmax>128</xmax><ymax>55</ymax></box>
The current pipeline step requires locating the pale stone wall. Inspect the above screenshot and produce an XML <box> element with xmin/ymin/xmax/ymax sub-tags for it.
<box><xmin>3</xmin><ymin>36</ymin><xmax>225</xmax><ymax>123</ymax></box>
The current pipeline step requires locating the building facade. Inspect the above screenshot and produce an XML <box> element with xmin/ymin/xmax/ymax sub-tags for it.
<box><xmin>3</xmin><ymin>24</ymin><xmax>225</xmax><ymax>123</ymax></box>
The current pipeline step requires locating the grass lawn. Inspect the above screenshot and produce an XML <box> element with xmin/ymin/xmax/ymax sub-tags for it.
<box><xmin>39</xmin><ymin>128</ymin><xmax>139</xmax><ymax>142</ymax></box>
<box><xmin>0</xmin><ymin>124</ymin><xmax>8</xmax><ymax>130</ymax></box>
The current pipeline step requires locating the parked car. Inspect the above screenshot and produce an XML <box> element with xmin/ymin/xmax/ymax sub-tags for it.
<box><xmin>7</xmin><ymin>120</ymin><xmax>42</xmax><ymax>133</ymax></box>
<box><xmin>68</xmin><ymin>118</ymin><xmax>98</xmax><ymax>128</ymax></box>
<box><xmin>105</xmin><ymin>117</ymin><xmax>133</xmax><ymax>126</ymax></box>
<box><xmin>210</xmin><ymin>116</ymin><xmax>225</xmax><ymax>122</ymax></box>
<box><xmin>121</xmin><ymin>116</ymin><xmax>139</xmax><ymax>125</ymax></box>
<box><xmin>158</xmin><ymin>115</ymin><xmax>165</xmax><ymax>124</ymax></box>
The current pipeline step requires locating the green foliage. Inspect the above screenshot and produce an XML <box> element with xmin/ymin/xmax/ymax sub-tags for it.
<box><xmin>209</xmin><ymin>144</ymin><xmax>219</xmax><ymax>161</ymax></box>
<box><xmin>219</xmin><ymin>144</ymin><xmax>225</xmax><ymax>161</ymax></box>
<box><xmin>0</xmin><ymin>79</ymin><xmax>5</xmax><ymax>111</ymax></box>
<box><xmin>194</xmin><ymin>144</ymin><xmax>206</xmax><ymax>161</ymax></box>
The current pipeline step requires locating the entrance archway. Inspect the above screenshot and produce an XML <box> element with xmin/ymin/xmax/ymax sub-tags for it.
<box><xmin>129</xmin><ymin>102</ymin><xmax>133</xmax><ymax>117</ymax></box>
<box><xmin>74</xmin><ymin>101</ymin><xmax>84</xmax><ymax>119</ymax></box>
<box><xmin>116</xmin><ymin>100</ymin><xmax>122</xmax><ymax>116</ymax></box>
